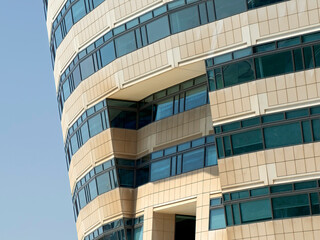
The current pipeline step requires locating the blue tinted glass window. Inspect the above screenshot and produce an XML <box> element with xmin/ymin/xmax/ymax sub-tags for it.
<box><xmin>100</xmin><ymin>41</ymin><xmax>116</xmax><ymax>67</ymax></box>
<box><xmin>270</xmin><ymin>184</ymin><xmax>292</xmax><ymax>193</ymax></box>
<box><xmin>272</xmin><ymin>194</ymin><xmax>310</xmax><ymax>219</ymax></box>
<box><xmin>185</xmin><ymin>85</ymin><xmax>207</xmax><ymax>110</ymax></box>
<box><xmin>70</xmin><ymin>134</ymin><xmax>79</xmax><ymax>154</ymax></box>
<box><xmin>154</xmin><ymin>97</ymin><xmax>173</xmax><ymax>121</ymax></box>
<box><xmin>73</xmin><ymin>65</ymin><xmax>82</xmax><ymax>87</ymax></box>
<box><xmin>65</xmin><ymin>10</ymin><xmax>73</xmax><ymax>32</ymax></box>
<box><xmin>182</xmin><ymin>148</ymin><xmax>204</xmax><ymax>172</ymax></box>
<box><xmin>255</xmin><ymin>51</ymin><xmax>293</xmax><ymax>79</ymax></box>
<box><xmin>146</xmin><ymin>16</ymin><xmax>170</xmax><ymax>44</ymax></box>
<box><xmin>133</xmin><ymin>226</ymin><xmax>143</xmax><ymax>240</ymax></box>
<box><xmin>72</xmin><ymin>0</ymin><xmax>86</xmax><ymax>23</ymax></box>
<box><xmin>55</xmin><ymin>25</ymin><xmax>63</xmax><ymax>46</ymax></box>
<box><xmin>88</xmin><ymin>114</ymin><xmax>103</xmax><ymax>137</ymax></box>
<box><xmin>250</xmin><ymin>187</ymin><xmax>269</xmax><ymax>197</ymax></box>
<box><xmin>209</xmin><ymin>208</ymin><xmax>226</xmax><ymax>230</ymax></box>
<box><xmin>192</xmin><ymin>138</ymin><xmax>205</xmax><ymax>147</ymax></box>
<box><xmin>62</xmin><ymin>80</ymin><xmax>71</xmax><ymax>101</ymax></box>
<box><xmin>80</xmin><ymin>56</ymin><xmax>95</xmax><ymax>79</ymax></box>
<box><xmin>205</xmin><ymin>146</ymin><xmax>217</xmax><ymax>166</ymax></box>
<box><xmin>264</xmin><ymin>122</ymin><xmax>302</xmax><ymax>148</ymax></box>
<box><xmin>96</xmin><ymin>172</ymin><xmax>111</xmax><ymax>194</ymax></box>
<box><xmin>223</xmin><ymin>59</ymin><xmax>255</xmax><ymax>87</ymax></box>
<box><xmin>81</xmin><ymin>122</ymin><xmax>90</xmax><ymax>144</ymax></box>
<box><xmin>92</xmin><ymin>0</ymin><xmax>104</xmax><ymax>8</ymax></box>
<box><xmin>78</xmin><ymin>188</ymin><xmax>87</xmax><ymax>208</ymax></box>
<box><xmin>214</xmin><ymin>0</ymin><xmax>246</xmax><ymax>20</ymax></box>
<box><xmin>151</xmin><ymin>158</ymin><xmax>171</xmax><ymax>181</ymax></box>
<box><xmin>312</xmin><ymin>119</ymin><xmax>320</xmax><ymax>140</ymax></box>
<box><xmin>231</xmin><ymin>129</ymin><xmax>263</xmax><ymax>155</ymax></box>
<box><xmin>240</xmin><ymin>199</ymin><xmax>272</xmax><ymax>223</ymax></box>
<box><xmin>115</xmin><ymin>31</ymin><xmax>137</xmax><ymax>57</ymax></box>
<box><xmin>118</xmin><ymin>169</ymin><xmax>134</xmax><ymax>187</ymax></box>
<box><xmin>310</xmin><ymin>193</ymin><xmax>320</xmax><ymax>214</ymax></box>
<box><xmin>89</xmin><ymin>179</ymin><xmax>98</xmax><ymax>200</ymax></box>
<box><xmin>170</xmin><ymin>6</ymin><xmax>200</xmax><ymax>34</ymax></box>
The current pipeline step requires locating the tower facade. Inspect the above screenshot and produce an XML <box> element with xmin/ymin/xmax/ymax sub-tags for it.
<box><xmin>44</xmin><ymin>0</ymin><xmax>320</xmax><ymax>239</ymax></box>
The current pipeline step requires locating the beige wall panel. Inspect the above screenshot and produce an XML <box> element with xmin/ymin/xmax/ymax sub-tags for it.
<box><xmin>210</xmin><ymin>69</ymin><xmax>320</xmax><ymax>126</ymax></box>
<box><xmin>68</xmin><ymin>129</ymin><xmax>113</xmax><ymax>193</ymax></box>
<box><xmin>226</xmin><ymin>215</ymin><xmax>320</xmax><ymax>240</ymax></box>
<box><xmin>137</xmin><ymin>105</ymin><xmax>213</xmax><ymax>156</ymax></box>
<box><xmin>52</xmin><ymin>0</ymin><xmax>175</xmax><ymax>89</ymax></box>
<box><xmin>218</xmin><ymin>142</ymin><xmax>320</xmax><ymax>190</ymax></box>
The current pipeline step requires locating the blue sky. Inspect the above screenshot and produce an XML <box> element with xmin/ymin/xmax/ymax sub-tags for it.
<box><xmin>0</xmin><ymin>1</ymin><xmax>77</xmax><ymax>239</ymax></box>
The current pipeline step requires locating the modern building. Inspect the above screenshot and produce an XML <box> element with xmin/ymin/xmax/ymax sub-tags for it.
<box><xmin>44</xmin><ymin>0</ymin><xmax>320</xmax><ymax>239</ymax></box>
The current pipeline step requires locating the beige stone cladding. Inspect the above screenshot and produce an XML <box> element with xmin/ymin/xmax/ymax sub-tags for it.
<box><xmin>218</xmin><ymin>142</ymin><xmax>320</xmax><ymax>191</ymax></box>
<box><xmin>69</xmin><ymin>104</ymin><xmax>213</xmax><ymax>194</ymax></box>
<box><xmin>76</xmin><ymin>187</ymin><xmax>135</xmax><ymax>240</ymax></box>
<box><xmin>226</xmin><ymin>215</ymin><xmax>320</xmax><ymax>240</ymax></box>
<box><xmin>209</xmin><ymin>69</ymin><xmax>320</xmax><ymax>126</ymax></box>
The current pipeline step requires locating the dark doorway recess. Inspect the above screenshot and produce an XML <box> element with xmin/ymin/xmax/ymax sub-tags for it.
<box><xmin>175</xmin><ymin>215</ymin><xmax>196</xmax><ymax>240</ymax></box>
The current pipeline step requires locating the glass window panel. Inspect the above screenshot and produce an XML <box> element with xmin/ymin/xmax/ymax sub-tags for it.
<box><xmin>151</xmin><ymin>150</ymin><xmax>163</xmax><ymax>159</ymax></box>
<box><xmin>78</xmin><ymin>188</ymin><xmax>87</xmax><ymax>208</ymax></box>
<box><xmin>207</xmin><ymin>0</ymin><xmax>215</xmax><ymax>22</ymax></box>
<box><xmin>115</xmin><ymin>31</ymin><xmax>137</xmax><ymax>57</ymax></box>
<box><xmin>254</xmin><ymin>43</ymin><xmax>276</xmax><ymax>53</ymax></box>
<box><xmin>222</xmin><ymin>122</ymin><xmax>241</xmax><ymax>132</ymax></box>
<box><xmin>241</xmin><ymin>117</ymin><xmax>260</xmax><ymax>127</ymax></box>
<box><xmin>177</xmin><ymin>155</ymin><xmax>182</xmax><ymax>174</ymax></box>
<box><xmin>231</xmin><ymin>129</ymin><xmax>263</xmax><ymax>155</ymax></box>
<box><xmin>223</xmin><ymin>194</ymin><xmax>230</xmax><ymax>201</ymax></box>
<box><xmin>133</xmin><ymin>226</ymin><xmax>143</xmax><ymax>240</ymax></box>
<box><xmin>118</xmin><ymin>169</ymin><xmax>134</xmax><ymax>187</ymax></box>
<box><xmin>62</xmin><ymin>80</ymin><xmax>71</xmax><ymax>101</ymax></box>
<box><xmin>88</xmin><ymin>114</ymin><xmax>103</xmax><ymax>137</ymax></box>
<box><xmin>146</xmin><ymin>16</ymin><xmax>170</xmax><ymax>44</ymax></box>
<box><xmin>136</xmin><ymin>165</ymin><xmax>149</xmax><ymax>187</ymax></box>
<box><xmin>88</xmin><ymin>179</ymin><xmax>98</xmax><ymax>200</ymax></box>
<box><xmin>73</xmin><ymin>65</ymin><xmax>82</xmax><ymax>88</ymax></box>
<box><xmin>215</xmin><ymin>68</ymin><xmax>224</xmax><ymax>89</ymax></box>
<box><xmin>205</xmin><ymin>146</ymin><xmax>217</xmax><ymax>166</ymax></box>
<box><xmin>154</xmin><ymin>5</ymin><xmax>167</xmax><ymax>16</ymax></box>
<box><xmin>81</xmin><ymin>122</ymin><xmax>90</xmax><ymax>144</ymax></box>
<box><xmin>92</xmin><ymin>0</ymin><xmax>104</xmax><ymax>8</ymax></box>
<box><xmin>240</xmin><ymin>199</ymin><xmax>272</xmax><ymax>223</ymax></box>
<box><xmin>199</xmin><ymin>3</ymin><xmax>208</xmax><ymax>25</ymax></box>
<box><xmin>55</xmin><ymin>25</ymin><xmax>63</xmax><ymax>46</ymax></box>
<box><xmin>100</xmin><ymin>41</ymin><xmax>116</xmax><ymax>67</ymax></box>
<box><xmin>264</xmin><ymin>122</ymin><xmax>302</xmax><ymax>148</ymax></box>
<box><xmin>255</xmin><ymin>51</ymin><xmax>293</xmax><ymax>79</ymax></box>
<box><xmin>154</xmin><ymin>97</ymin><xmax>173</xmax><ymax>121</ymax></box>
<box><xmin>234</xmin><ymin>47</ymin><xmax>252</xmax><ymax>59</ymax></box>
<box><xmin>304</xmin><ymin>46</ymin><xmax>314</xmax><ymax>69</ymax></box>
<box><xmin>231</xmin><ymin>191</ymin><xmax>249</xmax><ymax>200</ymax></box>
<box><xmin>80</xmin><ymin>56</ymin><xmax>95</xmax><ymax>80</ymax></box>
<box><xmin>210</xmin><ymin>198</ymin><xmax>222</xmax><ymax>206</ymax></box>
<box><xmin>209</xmin><ymin>208</ymin><xmax>226</xmax><ymax>230</ymax></box>
<box><xmin>312</xmin><ymin>119</ymin><xmax>320</xmax><ymax>140</ymax></box>
<box><xmin>96</xmin><ymin>172</ymin><xmax>111</xmax><ymax>194</ymax></box>
<box><xmin>224</xmin><ymin>136</ymin><xmax>231</xmax><ymax>157</ymax></box>
<box><xmin>70</xmin><ymin>134</ymin><xmax>79</xmax><ymax>155</ymax></box>
<box><xmin>109</xmin><ymin>109</ymin><xmax>137</xmax><ymax>129</ymax></box>
<box><xmin>278</xmin><ymin>37</ymin><xmax>300</xmax><ymax>48</ymax></box>
<box><xmin>214</xmin><ymin>0</ymin><xmax>246</xmax><ymax>20</ymax></box>
<box><xmin>72</xmin><ymin>0</ymin><xmax>86</xmax><ymax>23</ymax></box>
<box><xmin>182</xmin><ymin>148</ymin><xmax>204</xmax><ymax>172</ymax></box>
<box><xmin>168</xmin><ymin>0</ymin><xmax>185</xmax><ymax>9</ymax></box>
<box><xmin>270</xmin><ymin>184</ymin><xmax>292</xmax><ymax>193</ymax></box>
<box><xmin>302</xmin><ymin>121</ymin><xmax>312</xmax><ymax>143</ymax></box>
<box><xmin>314</xmin><ymin>44</ymin><xmax>320</xmax><ymax>67</ymax></box>
<box><xmin>165</xmin><ymin>146</ymin><xmax>176</xmax><ymax>156</ymax></box>
<box><xmin>151</xmin><ymin>158</ymin><xmax>171</xmax><ymax>181</ymax></box>
<box><xmin>216</xmin><ymin>137</ymin><xmax>224</xmax><ymax>158</ymax></box>
<box><xmin>294</xmin><ymin>49</ymin><xmax>304</xmax><ymax>71</ymax></box>
<box><xmin>138</xmin><ymin>105</ymin><xmax>152</xmax><ymax>128</ymax></box>
<box><xmin>225</xmin><ymin>205</ymin><xmax>233</xmax><ymax>226</ymax></box>
<box><xmin>294</xmin><ymin>181</ymin><xmax>317</xmax><ymax>190</ymax></box>
<box><xmin>192</xmin><ymin>138</ymin><xmax>205</xmax><ymax>147</ymax></box>
<box><xmin>311</xmin><ymin>106</ymin><xmax>320</xmax><ymax>115</ymax></box>
<box><xmin>178</xmin><ymin>142</ymin><xmax>190</xmax><ymax>152</ymax></box>
<box><xmin>310</xmin><ymin>193</ymin><xmax>320</xmax><ymax>214</ymax></box>
<box><xmin>272</xmin><ymin>194</ymin><xmax>310</xmax><ymax>219</ymax></box>
<box><xmin>302</xmin><ymin>32</ymin><xmax>320</xmax><ymax>43</ymax></box>
<box><xmin>140</xmin><ymin>12</ymin><xmax>152</xmax><ymax>23</ymax></box>
<box><xmin>250</xmin><ymin>187</ymin><xmax>269</xmax><ymax>197</ymax></box>
<box><xmin>215</xmin><ymin>53</ymin><xmax>232</xmax><ymax>64</ymax></box>
<box><xmin>286</xmin><ymin>108</ymin><xmax>308</xmax><ymax>119</ymax></box>
<box><xmin>232</xmin><ymin>204</ymin><xmax>241</xmax><ymax>225</ymax></box>
<box><xmin>65</xmin><ymin>10</ymin><xmax>73</xmax><ymax>32</ymax></box>
<box><xmin>185</xmin><ymin>85</ymin><xmax>207</xmax><ymax>110</ymax></box>
<box><xmin>171</xmin><ymin>156</ymin><xmax>176</xmax><ymax>176</ymax></box>
<box><xmin>170</xmin><ymin>6</ymin><xmax>200</xmax><ymax>34</ymax></box>
<box><xmin>262</xmin><ymin>113</ymin><xmax>284</xmax><ymax>123</ymax></box>
<box><xmin>248</xmin><ymin>0</ymin><xmax>287</xmax><ymax>9</ymax></box>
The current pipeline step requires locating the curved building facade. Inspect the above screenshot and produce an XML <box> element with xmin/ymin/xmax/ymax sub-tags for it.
<box><xmin>44</xmin><ymin>0</ymin><xmax>320</xmax><ymax>239</ymax></box>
